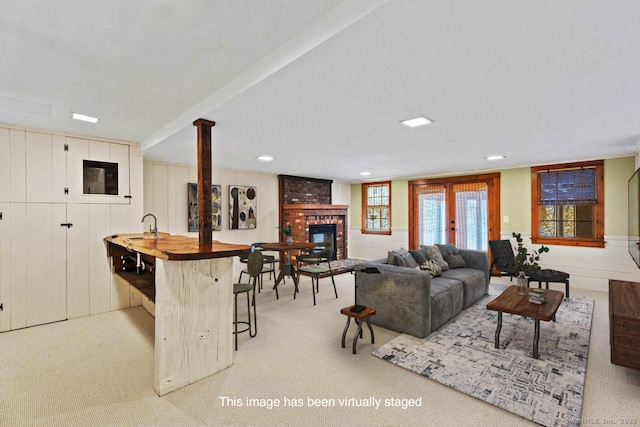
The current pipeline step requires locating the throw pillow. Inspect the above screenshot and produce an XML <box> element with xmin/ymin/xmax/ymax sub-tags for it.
<box><xmin>420</xmin><ymin>259</ymin><xmax>442</xmax><ymax>277</ymax></box>
<box><xmin>387</xmin><ymin>251</ymin><xmax>397</xmax><ymax>265</ymax></box>
<box><xmin>420</xmin><ymin>245</ymin><xmax>449</xmax><ymax>271</ymax></box>
<box><xmin>436</xmin><ymin>244</ymin><xmax>459</xmax><ymax>258</ymax></box>
<box><xmin>444</xmin><ymin>253</ymin><xmax>467</xmax><ymax>269</ymax></box>
<box><xmin>388</xmin><ymin>248</ymin><xmax>411</xmax><ymax>266</ymax></box>
<box><xmin>408</xmin><ymin>249</ymin><xmax>428</xmax><ymax>265</ymax></box>
<box><xmin>402</xmin><ymin>252</ymin><xmax>419</xmax><ymax>268</ymax></box>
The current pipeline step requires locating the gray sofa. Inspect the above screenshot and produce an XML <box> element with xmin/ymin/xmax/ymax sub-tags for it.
<box><xmin>354</xmin><ymin>246</ymin><xmax>489</xmax><ymax>338</ymax></box>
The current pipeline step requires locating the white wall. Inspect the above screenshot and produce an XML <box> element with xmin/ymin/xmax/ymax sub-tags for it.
<box><xmin>143</xmin><ymin>160</ymin><xmax>281</xmax><ymax>243</ymax></box>
<box><xmin>500</xmin><ymin>231</ymin><xmax>640</xmax><ymax>292</ymax></box>
<box><xmin>143</xmin><ymin>162</ymin><xmax>354</xmax><ymax>274</ymax></box>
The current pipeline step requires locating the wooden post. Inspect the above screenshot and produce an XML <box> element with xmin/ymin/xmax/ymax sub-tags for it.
<box><xmin>193</xmin><ymin>118</ymin><xmax>216</xmax><ymax>246</ymax></box>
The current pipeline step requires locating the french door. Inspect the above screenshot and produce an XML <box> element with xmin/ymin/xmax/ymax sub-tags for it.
<box><xmin>409</xmin><ymin>173</ymin><xmax>500</xmax><ymax>251</ymax></box>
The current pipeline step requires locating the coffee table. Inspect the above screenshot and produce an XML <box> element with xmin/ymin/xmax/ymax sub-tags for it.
<box><xmin>486</xmin><ymin>285</ymin><xmax>564</xmax><ymax>359</ymax></box>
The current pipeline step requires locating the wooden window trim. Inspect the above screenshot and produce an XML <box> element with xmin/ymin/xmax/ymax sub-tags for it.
<box><xmin>531</xmin><ymin>160</ymin><xmax>604</xmax><ymax>248</ymax></box>
<box><xmin>362</xmin><ymin>181</ymin><xmax>392</xmax><ymax>235</ymax></box>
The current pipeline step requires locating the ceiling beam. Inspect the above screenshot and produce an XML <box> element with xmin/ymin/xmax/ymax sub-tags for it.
<box><xmin>141</xmin><ymin>0</ymin><xmax>390</xmax><ymax>154</ymax></box>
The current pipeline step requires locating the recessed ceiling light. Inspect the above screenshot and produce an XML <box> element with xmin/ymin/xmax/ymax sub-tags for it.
<box><xmin>256</xmin><ymin>155</ymin><xmax>275</xmax><ymax>161</ymax></box>
<box><xmin>486</xmin><ymin>155</ymin><xmax>505</xmax><ymax>160</ymax></box>
<box><xmin>359</xmin><ymin>171</ymin><xmax>371</xmax><ymax>176</ymax></box>
<box><xmin>71</xmin><ymin>111</ymin><xmax>100</xmax><ymax>123</ymax></box>
<box><xmin>400</xmin><ymin>116</ymin><xmax>433</xmax><ymax>127</ymax></box>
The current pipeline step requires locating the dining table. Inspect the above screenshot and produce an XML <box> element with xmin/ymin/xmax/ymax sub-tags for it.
<box><xmin>259</xmin><ymin>241</ymin><xmax>318</xmax><ymax>298</ymax></box>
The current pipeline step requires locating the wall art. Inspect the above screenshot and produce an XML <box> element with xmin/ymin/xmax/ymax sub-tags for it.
<box><xmin>229</xmin><ymin>185</ymin><xmax>257</xmax><ymax>229</ymax></box>
<box><xmin>188</xmin><ymin>183</ymin><xmax>222</xmax><ymax>232</ymax></box>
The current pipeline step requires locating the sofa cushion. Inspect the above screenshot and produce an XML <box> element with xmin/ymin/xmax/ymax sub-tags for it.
<box><xmin>387</xmin><ymin>248</ymin><xmax>407</xmax><ymax>265</ymax></box>
<box><xmin>409</xmin><ymin>249</ymin><xmax>428</xmax><ymax>265</ymax></box>
<box><xmin>440</xmin><ymin>268</ymin><xmax>487</xmax><ymax>309</ymax></box>
<box><xmin>421</xmin><ymin>245</ymin><xmax>449</xmax><ymax>271</ymax></box>
<box><xmin>430</xmin><ymin>277</ymin><xmax>464</xmax><ymax>331</ymax></box>
<box><xmin>436</xmin><ymin>244</ymin><xmax>459</xmax><ymax>258</ymax></box>
<box><xmin>388</xmin><ymin>248</ymin><xmax>419</xmax><ymax>268</ymax></box>
<box><xmin>444</xmin><ymin>253</ymin><xmax>467</xmax><ymax>269</ymax></box>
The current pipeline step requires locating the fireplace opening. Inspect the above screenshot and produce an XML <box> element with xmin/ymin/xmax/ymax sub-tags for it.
<box><xmin>308</xmin><ymin>224</ymin><xmax>337</xmax><ymax>260</ymax></box>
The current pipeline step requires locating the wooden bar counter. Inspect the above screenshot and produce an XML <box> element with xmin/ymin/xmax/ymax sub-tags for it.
<box><xmin>105</xmin><ymin>233</ymin><xmax>251</xmax><ymax>396</ymax></box>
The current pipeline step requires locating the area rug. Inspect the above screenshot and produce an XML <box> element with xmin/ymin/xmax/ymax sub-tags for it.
<box><xmin>372</xmin><ymin>283</ymin><xmax>594</xmax><ymax>427</ymax></box>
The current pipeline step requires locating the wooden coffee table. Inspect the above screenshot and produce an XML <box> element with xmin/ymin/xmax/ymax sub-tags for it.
<box><xmin>486</xmin><ymin>285</ymin><xmax>564</xmax><ymax>359</ymax></box>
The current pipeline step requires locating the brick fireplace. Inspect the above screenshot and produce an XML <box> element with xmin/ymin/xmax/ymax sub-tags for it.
<box><xmin>278</xmin><ymin>175</ymin><xmax>349</xmax><ymax>259</ymax></box>
<box><xmin>282</xmin><ymin>204</ymin><xmax>349</xmax><ymax>260</ymax></box>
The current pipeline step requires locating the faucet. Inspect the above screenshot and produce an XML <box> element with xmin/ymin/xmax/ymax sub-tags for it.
<box><xmin>141</xmin><ymin>213</ymin><xmax>158</xmax><ymax>239</ymax></box>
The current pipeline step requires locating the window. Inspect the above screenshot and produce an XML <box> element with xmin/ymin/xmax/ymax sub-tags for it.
<box><xmin>361</xmin><ymin>181</ymin><xmax>391</xmax><ymax>235</ymax></box>
<box><xmin>531</xmin><ymin>160</ymin><xmax>604</xmax><ymax>248</ymax></box>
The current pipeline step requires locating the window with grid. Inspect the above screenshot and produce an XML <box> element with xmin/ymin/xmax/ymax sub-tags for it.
<box><xmin>361</xmin><ymin>181</ymin><xmax>391</xmax><ymax>235</ymax></box>
<box><xmin>531</xmin><ymin>160</ymin><xmax>604</xmax><ymax>248</ymax></box>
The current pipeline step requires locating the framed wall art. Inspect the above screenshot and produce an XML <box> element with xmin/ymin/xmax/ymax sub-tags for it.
<box><xmin>188</xmin><ymin>183</ymin><xmax>222</xmax><ymax>232</ymax></box>
<box><xmin>229</xmin><ymin>185</ymin><xmax>257</xmax><ymax>229</ymax></box>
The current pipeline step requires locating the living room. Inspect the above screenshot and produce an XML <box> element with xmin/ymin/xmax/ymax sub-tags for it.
<box><xmin>1</xmin><ymin>1</ymin><xmax>640</xmax><ymax>426</ymax></box>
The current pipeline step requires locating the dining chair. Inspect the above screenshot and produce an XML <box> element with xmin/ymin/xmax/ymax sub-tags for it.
<box><xmin>297</xmin><ymin>246</ymin><xmax>337</xmax><ymax>305</ymax></box>
<box><xmin>238</xmin><ymin>243</ymin><xmax>277</xmax><ymax>292</ymax></box>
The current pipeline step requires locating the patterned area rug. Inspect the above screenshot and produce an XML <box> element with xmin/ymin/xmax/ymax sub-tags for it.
<box><xmin>372</xmin><ymin>283</ymin><xmax>594</xmax><ymax>427</ymax></box>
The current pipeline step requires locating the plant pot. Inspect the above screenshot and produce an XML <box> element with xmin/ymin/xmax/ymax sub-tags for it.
<box><xmin>286</xmin><ymin>236</ymin><xmax>293</xmax><ymax>245</ymax></box>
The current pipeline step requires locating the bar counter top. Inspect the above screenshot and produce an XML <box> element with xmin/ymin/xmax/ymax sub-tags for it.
<box><xmin>105</xmin><ymin>232</ymin><xmax>251</xmax><ymax>260</ymax></box>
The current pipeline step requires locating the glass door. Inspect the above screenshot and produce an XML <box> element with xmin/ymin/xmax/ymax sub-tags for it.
<box><xmin>452</xmin><ymin>182</ymin><xmax>488</xmax><ymax>251</ymax></box>
<box><xmin>410</xmin><ymin>174</ymin><xmax>499</xmax><ymax>251</ymax></box>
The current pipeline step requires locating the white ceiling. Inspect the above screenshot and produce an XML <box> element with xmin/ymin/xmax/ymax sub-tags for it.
<box><xmin>2</xmin><ymin>0</ymin><xmax>640</xmax><ymax>183</ymax></box>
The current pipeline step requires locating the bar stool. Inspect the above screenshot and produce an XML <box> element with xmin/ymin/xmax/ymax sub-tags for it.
<box><xmin>233</xmin><ymin>250</ymin><xmax>263</xmax><ymax>350</ymax></box>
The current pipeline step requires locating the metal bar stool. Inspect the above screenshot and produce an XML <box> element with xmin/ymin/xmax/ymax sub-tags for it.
<box><xmin>233</xmin><ymin>250</ymin><xmax>263</xmax><ymax>350</ymax></box>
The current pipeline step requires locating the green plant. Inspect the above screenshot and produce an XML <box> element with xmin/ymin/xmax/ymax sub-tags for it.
<box><xmin>280</xmin><ymin>223</ymin><xmax>292</xmax><ymax>236</ymax></box>
<box><xmin>512</xmin><ymin>232</ymin><xmax>549</xmax><ymax>271</ymax></box>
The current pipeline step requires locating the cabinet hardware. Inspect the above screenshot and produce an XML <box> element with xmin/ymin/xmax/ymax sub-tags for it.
<box><xmin>64</xmin><ymin>144</ymin><xmax>68</xmax><ymax>151</ymax></box>
<box><xmin>60</xmin><ymin>223</ymin><xmax>73</xmax><ymax>228</ymax></box>
<box><xmin>0</xmin><ymin>303</ymin><xmax>3</xmax><ymax>311</ymax></box>
<box><xmin>124</xmin><ymin>195</ymin><xmax>132</xmax><ymax>199</ymax></box>
<box><xmin>64</xmin><ymin>187</ymin><xmax>69</xmax><ymax>195</ymax></box>
<box><xmin>0</xmin><ymin>212</ymin><xmax>2</xmax><ymax>220</ymax></box>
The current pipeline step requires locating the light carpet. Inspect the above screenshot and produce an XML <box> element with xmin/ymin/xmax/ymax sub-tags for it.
<box><xmin>373</xmin><ymin>284</ymin><xmax>594</xmax><ymax>427</ymax></box>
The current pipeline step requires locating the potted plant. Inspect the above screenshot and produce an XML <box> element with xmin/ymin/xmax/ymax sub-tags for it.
<box><xmin>280</xmin><ymin>223</ymin><xmax>293</xmax><ymax>244</ymax></box>
<box><xmin>512</xmin><ymin>232</ymin><xmax>549</xmax><ymax>295</ymax></box>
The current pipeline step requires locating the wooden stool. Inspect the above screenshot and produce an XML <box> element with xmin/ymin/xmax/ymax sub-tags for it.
<box><xmin>340</xmin><ymin>306</ymin><xmax>376</xmax><ymax>354</ymax></box>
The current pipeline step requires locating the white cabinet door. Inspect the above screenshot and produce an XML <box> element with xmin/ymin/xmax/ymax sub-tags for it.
<box><xmin>9</xmin><ymin>130</ymin><xmax>26</xmax><ymax>202</ymax></box>
<box><xmin>66</xmin><ymin>137</ymin><xmax>89</xmax><ymax>204</ymax></box>
<box><xmin>25</xmin><ymin>132</ymin><xmax>67</xmax><ymax>203</ymax></box>
<box><xmin>89</xmin><ymin>204</ymin><xmax>111</xmax><ymax>315</ymax></box>
<box><xmin>0</xmin><ymin>203</ymin><xmax>10</xmax><ymax>331</ymax></box>
<box><xmin>66</xmin><ymin>138</ymin><xmax>130</xmax><ymax>205</ymax></box>
<box><xmin>110</xmin><ymin>142</ymin><xmax>131</xmax><ymax>205</ymax></box>
<box><xmin>25</xmin><ymin>203</ymin><xmax>67</xmax><ymax>327</ymax></box>
<box><xmin>25</xmin><ymin>132</ymin><xmax>54</xmax><ymax>203</ymax></box>
<box><xmin>0</xmin><ymin>129</ymin><xmax>10</xmax><ymax>202</ymax></box>
<box><xmin>52</xmin><ymin>135</ymin><xmax>66</xmax><ymax>203</ymax></box>
<box><xmin>67</xmin><ymin>204</ymin><xmax>90</xmax><ymax>319</ymax></box>
<box><xmin>9</xmin><ymin>203</ymin><xmax>27</xmax><ymax>329</ymax></box>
